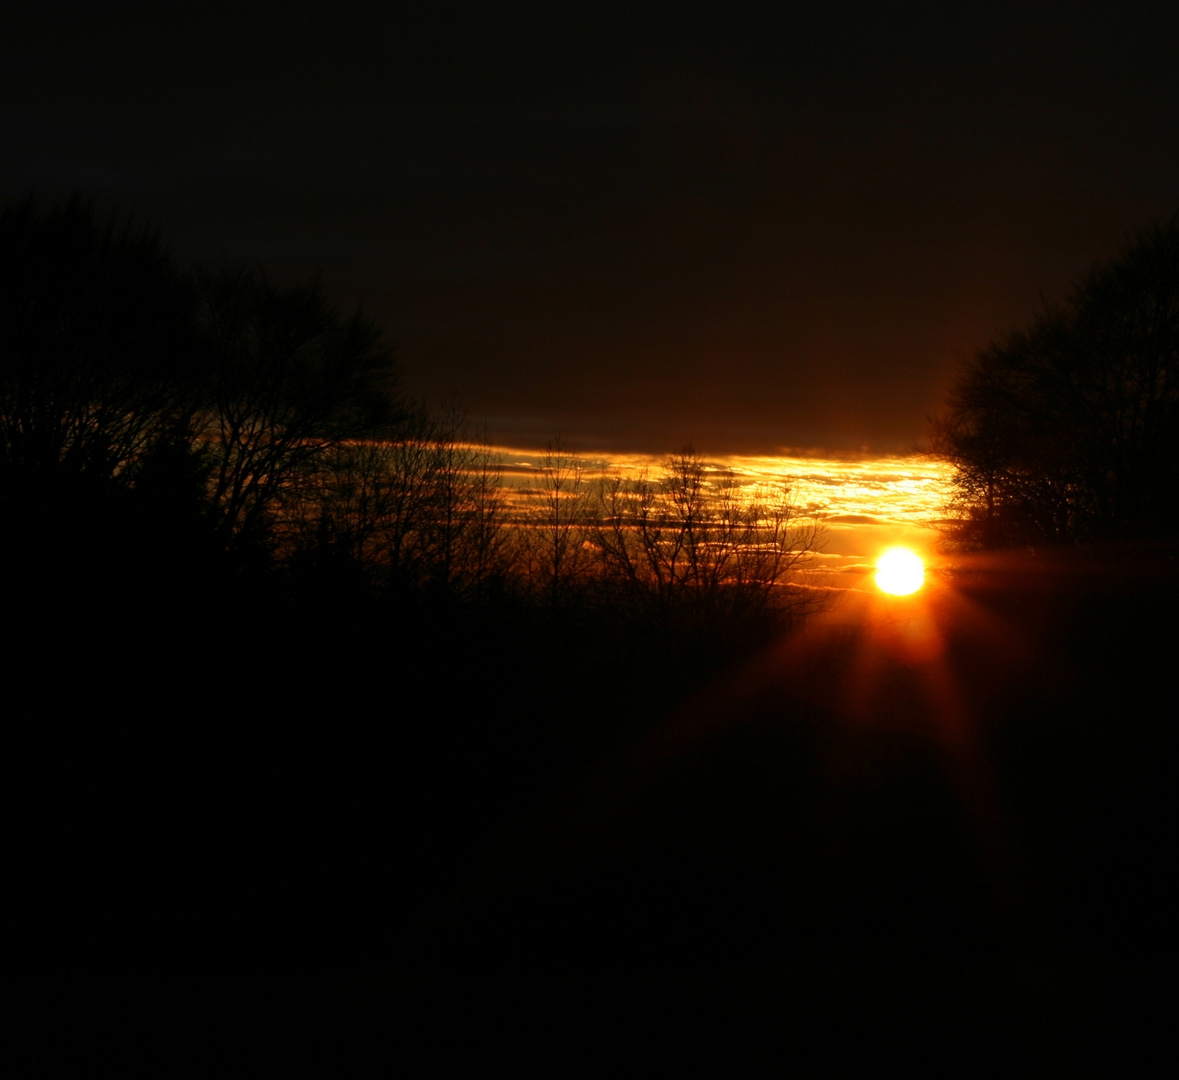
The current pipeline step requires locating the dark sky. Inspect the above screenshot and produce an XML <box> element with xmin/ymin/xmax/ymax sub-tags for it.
<box><xmin>5</xmin><ymin>2</ymin><xmax>1179</xmax><ymax>454</ymax></box>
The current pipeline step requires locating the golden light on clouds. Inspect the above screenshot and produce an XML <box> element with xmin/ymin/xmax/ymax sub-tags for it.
<box><xmin>874</xmin><ymin>546</ymin><xmax>925</xmax><ymax>595</ymax></box>
<box><xmin>496</xmin><ymin>446</ymin><xmax>953</xmax><ymax>567</ymax></box>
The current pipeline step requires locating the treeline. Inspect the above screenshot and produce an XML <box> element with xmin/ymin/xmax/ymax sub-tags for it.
<box><xmin>6</xmin><ymin>196</ymin><xmax>829</xmax><ymax>972</ymax></box>
<box><xmin>0</xmin><ymin>195</ymin><xmax>822</xmax><ymax>637</ymax></box>
<box><xmin>1</xmin><ymin>197</ymin><xmax>397</xmax><ymax>601</ymax></box>
<box><xmin>305</xmin><ymin>433</ymin><xmax>823</xmax><ymax>626</ymax></box>
<box><xmin>12</xmin><ymin>198</ymin><xmax>1169</xmax><ymax>988</ymax></box>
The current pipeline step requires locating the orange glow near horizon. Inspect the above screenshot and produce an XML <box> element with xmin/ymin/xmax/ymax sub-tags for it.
<box><xmin>494</xmin><ymin>446</ymin><xmax>953</xmax><ymax>559</ymax></box>
<box><xmin>874</xmin><ymin>546</ymin><xmax>925</xmax><ymax>595</ymax></box>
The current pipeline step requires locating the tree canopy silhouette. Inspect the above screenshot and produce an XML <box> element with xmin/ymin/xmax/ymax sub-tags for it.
<box><xmin>0</xmin><ymin>195</ymin><xmax>201</xmax><ymax>498</ymax></box>
<box><xmin>196</xmin><ymin>265</ymin><xmax>402</xmax><ymax>557</ymax></box>
<box><xmin>0</xmin><ymin>193</ymin><xmax>822</xmax><ymax>639</ymax></box>
<box><xmin>0</xmin><ymin>195</ymin><xmax>214</xmax><ymax>610</ymax></box>
<box><xmin>0</xmin><ymin>195</ymin><xmax>404</xmax><ymax>598</ymax></box>
<box><xmin>932</xmin><ymin>215</ymin><xmax>1179</xmax><ymax>549</ymax></box>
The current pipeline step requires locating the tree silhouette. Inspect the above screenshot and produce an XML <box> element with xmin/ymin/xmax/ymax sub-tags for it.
<box><xmin>589</xmin><ymin>448</ymin><xmax>822</xmax><ymax>628</ymax></box>
<box><xmin>0</xmin><ymin>196</ymin><xmax>407</xmax><ymax>610</ymax></box>
<box><xmin>932</xmin><ymin>215</ymin><xmax>1179</xmax><ymax>549</ymax></box>
<box><xmin>518</xmin><ymin>438</ymin><xmax>590</xmax><ymax>614</ymax></box>
<box><xmin>0</xmin><ymin>195</ymin><xmax>215</xmax><ymax>617</ymax></box>
<box><xmin>288</xmin><ymin>402</ymin><xmax>511</xmax><ymax>600</ymax></box>
<box><xmin>0</xmin><ymin>195</ymin><xmax>201</xmax><ymax>496</ymax></box>
<box><xmin>379</xmin><ymin>405</ymin><xmax>509</xmax><ymax>598</ymax></box>
<box><xmin>195</xmin><ymin>265</ymin><xmax>402</xmax><ymax>559</ymax></box>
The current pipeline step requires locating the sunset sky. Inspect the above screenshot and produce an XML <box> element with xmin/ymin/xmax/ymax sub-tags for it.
<box><xmin>5</xmin><ymin>2</ymin><xmax>1179</xmax><ymax>456</ymax></box>
<box><xmin>499</xmin><ymin>445</ymin><xmax>949</xmax><ymax>567</ymax></box>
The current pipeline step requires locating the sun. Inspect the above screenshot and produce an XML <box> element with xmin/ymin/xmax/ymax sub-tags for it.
<box><xmin>875</xmin><ymin>546</ymin><xmax>925</xmax><ymax>595</ymax></box>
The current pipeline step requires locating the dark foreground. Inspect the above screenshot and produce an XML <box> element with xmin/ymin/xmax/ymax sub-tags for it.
<box><xmin>12</xmin><ymin>552</ymin><xmax>1173</xmax><ymax>1046</ymax></box>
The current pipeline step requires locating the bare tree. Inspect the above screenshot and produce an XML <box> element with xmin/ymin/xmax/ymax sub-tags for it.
<box><xmin>292</xmin><ymin>403</ymin><xmax>510</xmax><ymax>598</ymax></box>
<box><xmin>517</xmin><ymin>438</ymin><xmax>591</xmax><ymax>613</ymax></box>
<box><xmin>590</xmin><ymin>448</ymin><xmax>822</xmax><ymax>627</ymax></box>
<box><xmin>413</xmin><ymin>406</ymin><xmax>510</xmax><ymax>597</ymax></box>
<box><xmin>196</xmin><ymin>266</ymin><xmax>401</xmax><ymax>557</ymax></box>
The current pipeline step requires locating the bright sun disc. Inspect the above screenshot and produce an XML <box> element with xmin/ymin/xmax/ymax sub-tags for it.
<box><xmin>875</xmin><ymin>547</ymin><xmax>925</xmax><ymax>595</ymax></box>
